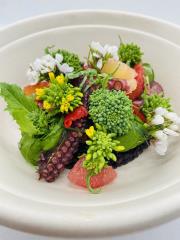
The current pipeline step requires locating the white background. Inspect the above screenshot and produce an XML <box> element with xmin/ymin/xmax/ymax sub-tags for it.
<box><xmin>0</xmin><ymin>0</ymin><xmax>180</xmax><ymax>239</ymax></box>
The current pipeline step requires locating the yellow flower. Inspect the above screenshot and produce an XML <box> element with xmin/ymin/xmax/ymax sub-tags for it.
<box><xmin>66</xmin><ymin>94</ymin><xmax>74</xmax><ymax>102</ymax></box>
<box><xmin>85</xmin><ymin>126</ymin><xmax>95</xmax><ymax>139</ymax></box>
<box><xmin>60</xmin><ymin>97</ymin><xmax>70</xmax><ymax>113</ymax></box>
<box><xmin>113</xmin><ymin>145</ymin><xmax>125</xmax><ymax>152</ymax></box>
<box><xmin>56</xmin><ymin>74</ymin><xmax>65</xmax><ymax>85</ymax></box>
<box><xmin>35</xmin><ymin>88</ymin><xmax>44</xmax><ymax>100</ymax></box>
<box><xmin>48</xmin><ymin>72</ymin><xmax>55</xmax><ymax>81</ymax></box>
<box><xmin>60</xmin><ymin>103</ymin><xmax>70</xmax><ymax>113</ymax></box>
<box><xmin>43</xmin><ymin>100</ymin><xmax>52</xmax><ymax>110</ymax></box>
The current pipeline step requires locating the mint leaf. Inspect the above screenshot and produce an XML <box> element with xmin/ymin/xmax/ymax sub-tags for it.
<box><xmin>0</xmin><ymin>83</ymin><xmax>37</xmax><ymax>135</ymax></box>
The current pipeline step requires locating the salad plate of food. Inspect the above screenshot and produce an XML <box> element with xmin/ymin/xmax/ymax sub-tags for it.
<box><xmin>0</xmin><ymin>11</ymin><xmax>180</xmax><ymax>238</ymax></box>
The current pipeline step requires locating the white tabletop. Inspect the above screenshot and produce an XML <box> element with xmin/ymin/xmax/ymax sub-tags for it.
<box><xmin>0</xmin><ymin>0</ymin><xmax>180</xmax><ymax>239</ymax></box>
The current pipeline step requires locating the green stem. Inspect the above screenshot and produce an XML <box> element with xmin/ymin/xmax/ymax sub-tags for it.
<box><xmin>86</xmin><ymin>172</ymin><xmax>101</xmax><ymax>194</ymax></box>
<box><xmin>79</xmin><ymin>75</ymin><xmax>87</xmax><ymax>89</ymax></box>
<box><xmin>118</xmin><ymin>35</ymin><xmax>123</xmax><ymax>46</ymax></box>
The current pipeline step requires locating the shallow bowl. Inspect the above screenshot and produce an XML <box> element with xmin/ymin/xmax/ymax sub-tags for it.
<box><xmin>0</xmin><ymin>10</ymin><xmax>180</xmax><ymax>238</ymax></box>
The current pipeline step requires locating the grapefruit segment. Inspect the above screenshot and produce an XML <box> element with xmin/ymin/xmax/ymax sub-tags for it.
<box><xmin>68</xmin><ymin>158</ymin><xmax>117</xmax><ymax>189</ymax></box>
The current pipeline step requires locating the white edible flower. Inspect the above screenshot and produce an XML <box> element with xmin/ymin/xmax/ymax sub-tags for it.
<box><xmin>59</xmin><ymin>63</ymin><xmax>74</xmax><ymax>74</ymax></box>
<box><xmin>90</xmin><ymin>41</ymin><xmax>119</xmax><ymax>61</ymax></box>
<box><xmin>33</xmin><ymin>59</ymin><xmax>42</xmax><ymax>72</ymax></box>
<box><xmin>112</xmin><ymin>54</ymin><xmax>119</xmax><ymax>61</ymax></box>
<box><xmin>151</xmin><ymin>109</ymin><xmax>180</xmax><ymax>156</ymax></box>
<box><xmin>27</xmin><ymin>68</ymin><xmax>40</xmax><ymax>83</ymax></box>
<box><xmin>96</xmin><ymin>58</ymin><xmax>103</xmax><ymax>69</ymax></box>
<box><xmin>154</xmin><ymin>140</ymin><xmax>168</xmax><ymax>156</ymax></box>
<box><xmin>104</xmin><ymin>44</ymin><xmax>119</xmax><ymax>61</ymax></box>
<box><xmin>164</xmin><ymin>112</ymin><xmax>180</xmax><ymax>124</ymax></box>
<box><xmin>151</xmin><ymin>114</ymin><xmax>164</xmax><ymax>125</ymax></box>
<box><xmin>41</xmin><ymin>54</ymin><xmax>56</xmax><ymax>71</ymax></box>
<box><xmin>55</xmin><ymin>53</ymin><xmax>63</xmax><ymax>63</ymax></box>
<box><xmin>155</xmin><ymin>130</ymin><xmax>167</xmax><ymax>141</ymax></box>
<box><xmin>169</xmin><ymin>123</ymin><xmax>179</xmax><ymax>131</ymax></box>
<box><xmin>90</xmin><ymin>41</ymin><xmax>105</xmax><ymax>55</ymax></box>
<box><xmin>163</xmin><ymin>128</ymin><xmax>179</xmax><ymax>137</ymax></box>
<box><xmin>155</xmin><ymin>107</ymin><xmax>168</xmax><ymax>116</ymax></box>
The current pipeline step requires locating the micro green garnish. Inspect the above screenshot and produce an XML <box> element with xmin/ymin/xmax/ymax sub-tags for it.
<box><xmin>141</xmin><ymin>93</ymin><xmax>172</xmax><ymax>122</ymax></box>
<box><xmin>118</xmin><ymin>41</ymin><xmax>143</xmax><ymax>67</ymax></box>
<box><xmin>67</xmin><ymin>69</ymin><xmax>113</xmax><ymax>91</ymax></box>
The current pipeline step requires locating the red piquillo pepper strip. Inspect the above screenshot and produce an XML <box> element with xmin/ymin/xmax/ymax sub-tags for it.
<box><xmin>64</xmin><ymin>106</ymin><xmax>88</xmax><ymax>128</ymax></box>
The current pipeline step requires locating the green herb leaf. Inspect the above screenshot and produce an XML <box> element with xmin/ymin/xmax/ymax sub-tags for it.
<box><xmin>116</xmin><ymin>120</ymin><xmax>149</xmax><ymax>151</ymax></box>
<box><xmin>19</xmin><ymin>133</ymin><xmax>42</xmax><ymax>165</ymax></box>
<box><xmin>41</xmin><ymin>119</ymin><xmax>64</xmax><ymax>151</ymax></box>
<box><xmin>19</xmin><ymin>118</ymin><xmax>64</xmax><ymax>165</ymax></box>
<box><xmin>0</xmin><ymin>83</ymin><xmax>37</xmax><ymax>135</ymax></box>
<box><xmin>143</xmin><ymin>63</ymin><xmax>154</xmax><ymax>84</ymax></box>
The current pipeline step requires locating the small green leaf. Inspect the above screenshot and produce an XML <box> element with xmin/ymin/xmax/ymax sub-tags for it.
<box><xmin>116</xmin><ymin>120</ymin><xmax>149</xmax><ymax>151</ymax></box>
<box><xmin>143</xmin><ymin>63</ymin><xmax>155</xmax><ymax>83</ymax></box>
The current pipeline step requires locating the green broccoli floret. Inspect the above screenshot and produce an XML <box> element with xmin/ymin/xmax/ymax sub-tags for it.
<box><xmin>89</xmin><ymin>89</ymin><xmax>134</xmax><ymax>136</ymax></box>
<box><xmin>118</xmin><ymin>43</ymin><xmax>143</xmax><ymax>67</ymax></box>
<box><xmin>45</xmin><ymin>47</ymin><xmax>82</xmax><ymax>72</ymax></box>
<box><xmin>142</xmin><ymin>93</ymin><xmax>172</xmax><ymax>121</ymax></box>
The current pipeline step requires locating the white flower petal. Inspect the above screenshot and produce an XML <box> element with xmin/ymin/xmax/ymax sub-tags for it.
<box><xmin>56</xmin><ymin>61</ymin><xmax>62</xmax><ymax>72</ymax></box>
<box><xmin>155</xmin><ymin>107</ymin><xmax>168</xmax><ymax>116</ymax></box>
<box><xmin>107</xmin><ymin>46</ymin><xmax>118</xmax><ymax>55</ymax></box>
<box><xmin>40</xmin><ymin>54</ymin><xmax>56</xmax><ymax>71</ymax></box>
<box><xmin>97</xmin><ymin>58</ymin><xmax>103</xmax><ymax>69</ymax></box>
<box><xmin>163</xmin><ymin>128</ymin><xmax>179</xmax><ymax>136</ymax></box>
<box><xmin>104</xmin><ymin>44</ymin><xmax>110</xmax><ymax>51</ymax></box>
<box><xmin>151</xmin><ymin>115</ymin><xmax>164</xmax><ymax>125</ymax></box>
<box><xmin>55</xmin><ymin>53</ymin><xmax>63</xmax><ymax>63</ymax></box>
<box><xmin>27</xmin><ymin>69</ymin><xmax>40</xmax><ymax>82</ymax></box>
<box><xmin>90</xmin><ymin>41</ymin><xmax>105</xmax><ymax>55</ymax></box>
<box><xmin>155</xmin><ymin>130</ymin><xmax>167</xmax><ymax>141</ymax></box>
<box><xmin>169</xmin><ymin>123</ymin><xmax>179</xmax><ymax>131</ymax></box>
<box><xmin>164</xmin><ymin>112</ymin><xmax>178</xmax><ymax>122</ymax></box>
<box><xmin>154</xmin><ymin>140</ymin><xmax>168</xmax><ymax>155</ymax></box>
<box><xmin>33</xmin><ymin>58</ymin><xmax>42</xmax><ymax>71</ymax></box>
<box><xmin>174</xmin><ymin>117</ymin><xmax>180</xmax><ymax>124</ymax></box>
<box><xmin>59</xmin><ymin>63</ymin><xmax>74</xmax><ymax>73</ymax></box>
<box><xmin>112</xmin><ymin>53</ymin><xmax>119</xmax><ymax>61</ymax></box>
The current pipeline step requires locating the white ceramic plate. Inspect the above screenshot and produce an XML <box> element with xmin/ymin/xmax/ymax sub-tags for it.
<box><xmin>0</xmin><ymin>11</ymin><xmax>180</xmax><ymax>238</ymax></box>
